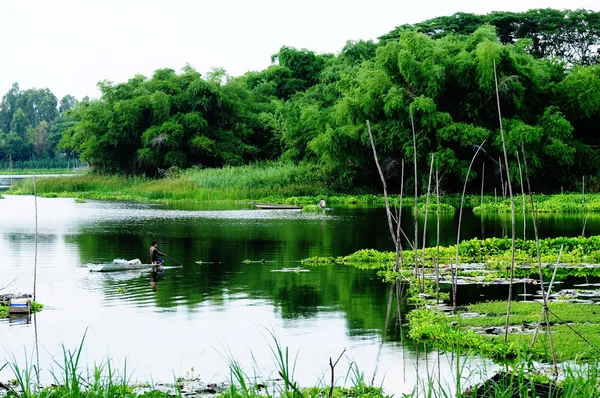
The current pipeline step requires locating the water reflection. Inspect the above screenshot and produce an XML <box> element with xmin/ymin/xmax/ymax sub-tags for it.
<box><xmin>1</xmin><ymin>194</ymin><xmax>597</xmax><ymax>395</ymax></box>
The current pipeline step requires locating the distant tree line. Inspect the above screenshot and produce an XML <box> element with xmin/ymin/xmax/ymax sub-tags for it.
<box><xmin>0</xmin><ymin>83</ymin><xmax>78</xmax><ymax>165</ymax></box>
<box><xmin>3</xmin><ymin>8</ymin><xmax>599</xmax><ymax>192</ymax></box>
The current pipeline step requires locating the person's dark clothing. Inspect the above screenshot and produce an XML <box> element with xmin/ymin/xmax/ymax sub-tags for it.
<box><xmin>150</xmin><ymin>246</ymin><xmax>165</xmax><ymax>263</ymax></box>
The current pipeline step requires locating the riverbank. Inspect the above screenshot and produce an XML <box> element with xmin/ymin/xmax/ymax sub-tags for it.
<box><xmin>0</xmin><ymin>168</ymin><xmax>86</xmax><ymax>176</ymax></box>
<box><xmin>7</xmin><ymin>165</ymin><xmax>600</xmax><ymax>214</ymax></box>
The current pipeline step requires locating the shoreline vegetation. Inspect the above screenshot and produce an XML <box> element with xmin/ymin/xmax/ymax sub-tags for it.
<box><xmin>2</xmin><ymin>329</ymin><xmax>599</xmax><ymax>398</ymax></box>
<box><xmin>0</xmin><ymin>168</ymin><xmax>86</xmax><ymax>176</ymax></box>
<box><xmin>0</xmin><ymin>301</ymin><xmax>43</xmax><ymax>319</ymax></box>
<box><xmin>6</xmin><ymin>164</ymin><xmax>600</xmax><ymax>214</ymax></box>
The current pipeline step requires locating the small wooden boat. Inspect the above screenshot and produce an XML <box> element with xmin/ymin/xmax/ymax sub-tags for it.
<box><xmin>87</xmin><ymin>258</ymin><xmax>164</xmax><ymax>273</ymax></box>
<box><xmin>87</xmin><ymin>263</ymin><xmax>162</xmax><ymax>272</ymax></box>
<box><xmin>255</xmin><ymin>203</ymin><xmax>303</xmax><ymax>210</ymax></box>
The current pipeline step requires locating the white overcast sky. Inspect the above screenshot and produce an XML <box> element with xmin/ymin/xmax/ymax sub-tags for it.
<box><xmin>1</xmin><ymin>0</ymin><xmax>599</xmax><ymax>101</ymax></box>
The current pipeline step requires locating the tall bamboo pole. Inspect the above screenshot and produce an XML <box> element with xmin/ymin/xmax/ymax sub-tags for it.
<box><xmin>33</xmin><ymin>176</ymin><xmax>38</xmax><ymax>301</ymax></box>
<box><xmin>421</xmin><ymin>154</ymin><xmax>434</xmax><ymax>292</ymax></box>
<box><xmin>522</xmin><ymin>141</ymin><xmax>558</xmax><ymax>376</ymax></box>
<box><xmin>396</xmin><ymin>161</ymin><xmax>405</xmax><ymax>271</ymax></box>
<box><xmin>410</xmin><ymin>111</ymin><xmax>419</xmax><ymax>279</ymax></box>
<box><xmin>453</xmin><ymin>141</ymin><xmax>486</xmax><ymax>314</ymax></box>
<box><xmin>367</xmin><ymin>121</ymin><xmax>398</xmax><ymax>256</ymax></box>
<box><xmin>498</xmin><ymin>157</ymin><xmax>505</xmax><ymax>200</ymax></box>
<box><xmin>435</xmin><ymin>169</ymin><xmax>441</xmax><ymax>304</ymax></box>
<box><xmin>494</xmin><ymin>60</ymin><xmax>517</xmax><ymax>343</ymax></box>
<box><xmin>480</xmin><ymin>162</ymin><xmax>485</xmax><ymax>206</ymax></box>
<box><xmin>515</xmin><ymin>150</ymin><xmax>527</xmax><ymax>241</ymax></box>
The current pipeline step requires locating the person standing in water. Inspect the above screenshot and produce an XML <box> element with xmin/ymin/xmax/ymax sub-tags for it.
<box><xmin>319</xmin><ymin>198</ymin><xmax>326</xmax><ymax>209</ymax></box>
<box><xmin>149</xmin><ymin>242</ymin><xmax>166</xmax><ymax>290</ymax></box>
<box><xmin>150</xmin><ymin>241</ymin><xmax>166</xmax><ymax>265</ymax></box>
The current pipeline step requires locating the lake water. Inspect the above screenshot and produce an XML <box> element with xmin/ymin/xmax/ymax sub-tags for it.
<box><xmin>1</xmin><ymin>185</ymin><xmax>598</xmax><ymax>395</ymax></box>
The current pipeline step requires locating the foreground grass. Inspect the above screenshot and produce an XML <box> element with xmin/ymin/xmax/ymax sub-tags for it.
<box><xmin>1</xmin><ymin>330</ymin><xmax>392</xmax><ymax>398</ymax></box>
<box><xmin>3</xmin><ymin>326</ymin><xmax>599</xmax><ymax>398</ymax></box>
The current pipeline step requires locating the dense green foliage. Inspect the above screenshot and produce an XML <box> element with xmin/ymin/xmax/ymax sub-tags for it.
<box><xmin>3</xmin><ymin>8</ymin><xmax>600</xmax><ymax>195</ymax></box>
<box><xmin>0</xmin><ymin>83</ymin><xmax>78</xmax><ymax>165</ymax></box>
<box><xmin>381</xmin><ymin>8</ymin><xmax>600</xmax><ymax>65</ymax></box>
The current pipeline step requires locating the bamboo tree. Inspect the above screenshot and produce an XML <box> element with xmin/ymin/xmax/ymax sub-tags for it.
<box><xmin>494</xmin><ymin>60</ymin><xmax>517</xmax><ymax>343</ymax></box>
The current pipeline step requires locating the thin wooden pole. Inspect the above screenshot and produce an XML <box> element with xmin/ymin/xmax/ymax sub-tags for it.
<box><xmin>421</xmin><ymin>154</ymin><xmax>434</xmax><ymax>292</ymax></box>
<box><xmin>582</xmin><ymin>175</ymin><xmax>589</xmax><ymax>237</ymax></box>
<box><xmin>411</xmin><ymin>110</ymin><xmax>419</xmax><ymax>280</ymax></box>
<box><xmin>522</xmin><ymin>141</ymin><xmax>558</xmax><ymax>376</ymax></box>
<box><xmin>453</xmin><ymin>141</ymin><xmax>486</xmax><ymax>314</ymax></box>
<box><xmin>515</xmin><ymin>150</ymin><xmax>526</xmax><ymax>242</ymax></box>
<box><xmin>480</xmin><ymin>162</ymin><xmax>485</xmax><ymax>206</ymax></box>
<box><xmin>366</xmin><ymin>121</ymin><xmax>398</xmax><ymax>254</ymax></box>
<box><xmin>435</xmin><ymin>169</ymin><xmax>440</xmax><ymax>304</ymax></box>
<box><xmin>33</xmin><ymin>176</ymin><xmax>38</xmax><ymax>302</ymax></box>
<box><xmin>396</xmin><ymin>160</ymin><xmax>405</xmax><ymax>271</ymax></box>
<box><xmin>494</xmin><ymin>60</ymin><xmax>517</xmax><ymax>343</ymax></box>
<box><xmin>499</xmin><ymin>156</ymin><xmax>505</xmax><ymax>200</ymax></box>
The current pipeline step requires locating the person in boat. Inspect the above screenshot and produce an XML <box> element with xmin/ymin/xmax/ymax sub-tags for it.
<box><xmin>319</xmin><ymin>198</ymin><xmax>326</xmax><ymax>209</ymax></box>
<box><xmin>150</xmin><ymin>241</ymin><xmax>165</xmax><ymax>272</ymax></box>
<box><xmin>150</xmin><ymin>241</ymin><xmax>166</xmax><ymax>264</ymax></box>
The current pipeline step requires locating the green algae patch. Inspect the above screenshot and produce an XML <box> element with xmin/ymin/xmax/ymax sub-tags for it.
<box><xmin>303</xmin><ymin>236</ymin><xmax>600</xmax><ymax>279</ymax></box>
<box><xmin>409</xmin><ymin>301</ymin><xmax>600</xmax><ymax>363</ymax></box>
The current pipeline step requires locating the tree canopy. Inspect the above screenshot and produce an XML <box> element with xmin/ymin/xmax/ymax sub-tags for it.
<box><xmin>2</xmin><ymin>8</ymin><xmax>599</xmax><ymax>193</ymax></box>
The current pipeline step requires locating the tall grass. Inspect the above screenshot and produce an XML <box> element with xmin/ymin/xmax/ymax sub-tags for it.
<box><xmin>404</xmin><ymin>360</ymin><xmax>600</xmax><ymax>397</ymax></box>
<box><xmin>3</xmin><ymin>332</ymin><xmax>599</xmax><ymax>397</ymax></box>
<box><xmin>7</xmin><ymin>163</ymin><xmax>334</xmax><ymax>202</ymax></box>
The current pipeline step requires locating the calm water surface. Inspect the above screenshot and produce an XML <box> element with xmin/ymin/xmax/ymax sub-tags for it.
<box><xmin>1</xmin><ymin>188</ymin><xmax>598</xmax><ymax>395</ymax></box>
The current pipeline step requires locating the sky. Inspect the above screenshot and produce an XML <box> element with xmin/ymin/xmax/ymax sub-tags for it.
<box><xmin>1</xmin><ymin>0</ymin><xmax>599</xmax><ymax>101</ymax></box>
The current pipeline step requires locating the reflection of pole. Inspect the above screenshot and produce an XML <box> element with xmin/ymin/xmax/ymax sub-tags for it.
<box><xmin>33</xmin><ymin>176</ymin><xmax>38</xmax><ymax>301</ymax></box>
<box><xmin>371</xmin><ymin>282</ymin><xmax>396</xmax><ymax>386</ymax></box>
<box><xmin>34</xmin><ymin>313</ymin><xmax>41</xmax><ymax>389</ymax></box>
